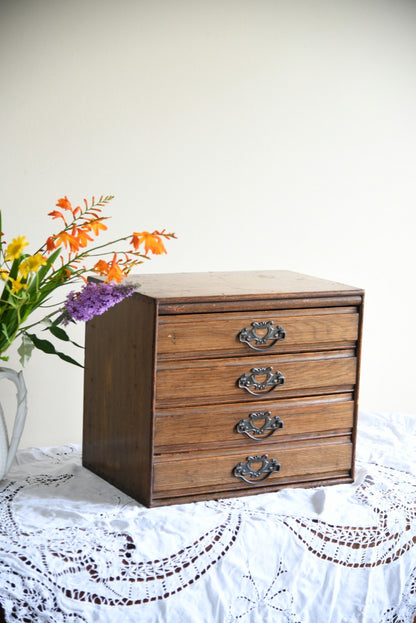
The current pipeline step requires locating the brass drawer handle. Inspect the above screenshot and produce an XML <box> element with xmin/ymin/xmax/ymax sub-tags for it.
<box><xmin>237</xmin><ymin>367</ymin><xmax>285</xmax><ymax>396</ymax></box>
<box><xmin>236</xmin><ymin>411</ymin><xmax>283</xmax><ymax>440</ymax></box>
<box><xmin>238</xmin><ymin>321</ymin><xmax>286</xmax><ymax>351</ymax></box>
<box><xmin>233</xmin><ymin>454</ymin><xmax>280</xmax><ymax>484</ymax></box>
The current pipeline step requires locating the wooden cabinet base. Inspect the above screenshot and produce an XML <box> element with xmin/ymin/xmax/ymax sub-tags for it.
<box><xmin>83</xmin><ymin>270</ymin><xmax>364</xmax><ymax>507</ymax></box>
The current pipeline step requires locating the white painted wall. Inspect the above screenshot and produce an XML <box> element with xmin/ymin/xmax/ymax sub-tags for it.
<box><xmin>1</xmin><ymin>0</ymin><xmax>415</xmax><ymax>447</ymax></box>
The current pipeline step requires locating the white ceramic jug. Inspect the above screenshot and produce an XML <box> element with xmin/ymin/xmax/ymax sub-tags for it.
<box><xmin>0</xmin><ymin>367</ymin><xmax>27</xmax><ymax>480</ymax></box>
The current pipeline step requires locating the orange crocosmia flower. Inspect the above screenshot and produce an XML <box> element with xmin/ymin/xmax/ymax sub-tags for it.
<box><xmin>146</xmin><ymin>233</ymin><xmax>167</xmax><ymax>255</ymax></box>
<box><xmin>48</xmin><ymin>210</ymin><xmax>67</xmax><ymax>223</ymax></box>
<box><xmin>93</xmin><ymin>257</ymin><xmax>124</xmax><ymax>283</ymax></box>
<box><xmin>131</xmin><ymin>231</ymin><xmax>167</xmax><ymax>255</ymax></box>
<box><xmin>56</xmin><ymin>196</ymin><xmax>73</xmax><ymax>211</ymax></box>
<box><xmin>46</xmin><ymin>236</ymin><xmax>56</xmax><ymax>252</ymax></box>
<box><xmin>130</xmin><ymin>232</ymin><xmax>141</xmax><ymax>251</ymax></box>
<box><xmin>105</xmin><ymin>254</ymin><xmax>125</xmax><ymax>283</ymax></box>
<box><xmin>88</xmin><ymin>219</ymin><xmax>108</xmax><ymax>236</ymax></box>
<box><xmin>93</xmin><ymin>259</ymin><xmax>110</xmax><ymax>276</ymax></box>
<box><xmin>54</xmin><ymin>230</ymin><xmax>80</xmax><ymax>253</ymax></box>
<box><xmin>75</xmin><ymin>228</ymin><xmax>94</xmax><ymax>248</ymax></box>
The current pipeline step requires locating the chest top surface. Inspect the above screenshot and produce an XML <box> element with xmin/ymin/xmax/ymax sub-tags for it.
<box><xmin>126</xmin><ymin>270</ymin><xmax>363</xmax><ymax>304</ymax></box>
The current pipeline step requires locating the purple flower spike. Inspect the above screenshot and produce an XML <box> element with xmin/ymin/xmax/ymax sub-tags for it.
<box><xmin>62</xmin><ymin>282</ymin><xmax>135</xmax><ymax>324</ymax></box>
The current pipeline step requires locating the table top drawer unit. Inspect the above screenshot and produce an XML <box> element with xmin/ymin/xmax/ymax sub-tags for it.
<box><xmin>83</xmin><ymin>270</ymin><xmax>364</xmax><ymax>507</ymax></box>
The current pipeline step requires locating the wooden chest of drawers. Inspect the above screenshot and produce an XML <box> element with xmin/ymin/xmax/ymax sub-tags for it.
<box><xmin>82</xmin><ymin>270</ymin><xmax>364</xmax><ymax>507</ymax></box>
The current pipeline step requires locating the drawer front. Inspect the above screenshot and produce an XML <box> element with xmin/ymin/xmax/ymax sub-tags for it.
<box><xmin>155</xmin><ymin>352</ymin><xmax>357</xmax><ymax>407</ymax></box>
<box><xmin>153</xmin><ymin>439</ymin><xmax>353</xmax><ymax>496</ymax></box>
<box><xmin>154</xmin><ymin>395</ymin><xmax>354</xmax><ymax>452</ymax></box>
<box><xmin>157</xmin><ymin>308</ymin><xmax>359</xmax><ymax>358</ymax></box>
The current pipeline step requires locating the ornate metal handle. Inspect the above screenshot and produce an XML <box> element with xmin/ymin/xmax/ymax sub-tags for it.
<box><xmin>237</xmin><ymin>367</ymin><xmax>285</xmax><ymax>396</ymax></box>
<box><xmin>238</xmin><ymin>321</ymin><xmax>286</xmax><ymax>351</ymax></box>
<box><xmin>233</xmin><ymin>454</ymin><xmax>280</xmax><ymax>484</ymax></box>
<box><xmin>236</xmin><ymin>411</ymin><xmax>283</xmax><ymax>440</ymax></box>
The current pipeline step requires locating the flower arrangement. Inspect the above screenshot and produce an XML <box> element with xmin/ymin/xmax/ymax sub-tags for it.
<box><xmin>0</xmin><ymin>195</ymin><xmax>175</xmax><ymax>367</ymax></box>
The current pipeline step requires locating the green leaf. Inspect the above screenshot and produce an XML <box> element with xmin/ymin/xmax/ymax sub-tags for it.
<box><xmin>17</xmin><ymin>333</ymin><xmax>35</xmax><ymax>367</ymax></box>
<box><xmin>35</xmin><ymin>247</ymin><xmax>61</xmax><ymax>283</ymax></box>
<box><xmin>47</xmin><ymin>324</ymin><xmax>70</xmax><ymax>341</ymax></box>
<box><xmin>0</xmin><ymin>321</ymin><xmax>15</xmax><ymax>353</ymax></box>
<box><xmin>45</xmin><ymin>323</ymin><xmax>84</xmax><ymax>349</ymax></box>
<box><xmin>25</xmin><ymin>332</ymin><xmax>84</xmax><ymax>368</ymax></box>
<box><xmin>0</xmin><ymin>257</ymin><xmax>22</xmax><ymax>304</ymax></box>
<box><xmin>8</xmin><ymin>256</ymin><xmax>22</xmax><ymax>281</ymax></box>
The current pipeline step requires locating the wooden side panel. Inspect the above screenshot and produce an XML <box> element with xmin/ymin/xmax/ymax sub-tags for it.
<box><xmin>350</xmin><ymin>294</ymin><xmax>365</xmax><ymax>480</ymax></box>
<box><xmin>82</xmin><ymin>293</ymin><xmax>156</xmax><ymax>506</ymax></box>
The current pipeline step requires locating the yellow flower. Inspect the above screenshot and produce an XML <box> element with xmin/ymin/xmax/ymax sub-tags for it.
<box><xmin>5</xmin><ymin>236</ymin><xmax>29</xmax><ymax>261</ymax></box>
<box><xmin>19</xmin><ymin>253</ymin><xmax>47</xmax><ymax>278</ymax></box>
<box><xmin>0</xmin><ymin>269</ymin><xmax>9</xmax><ymax>281</ymax></box>
<box><xmin>8</xmin><ymin>276</ymin><xmax>28</xmax><ymax>294</ymax></box>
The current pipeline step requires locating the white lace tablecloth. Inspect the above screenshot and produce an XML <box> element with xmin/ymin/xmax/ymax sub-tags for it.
<box><xmin>1</xmin><ymin>410</ymin><xmax>415</xmax><ymax>623</ymax></box>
